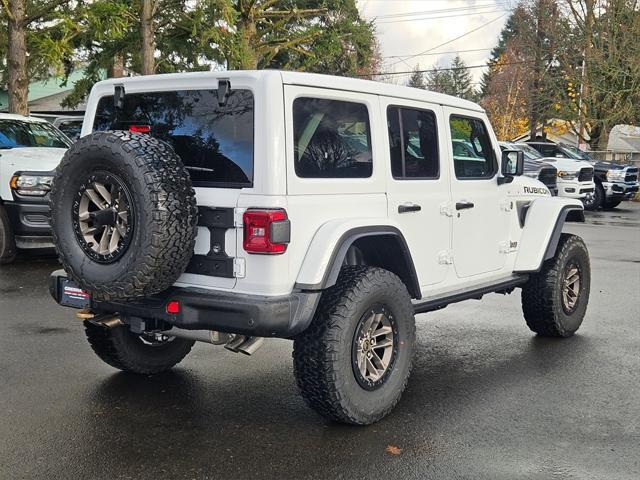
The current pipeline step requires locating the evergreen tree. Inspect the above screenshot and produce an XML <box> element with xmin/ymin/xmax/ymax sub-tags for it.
<box><xmin>1</xmin><ymin>0</ymin><xmax>77</xmax><ymax>114</ymax></box>
<box><xmin>407</xmin><ymin>64</ymin><xmax>425</xmax><ymax>89</ymax></box>
<box><xmin>449</xmin><ymin>55</ymin><xmax>475</xmax><ymax>100</ymax></box>
<box><xmin>425</xmin><ymin>64</ymin><xmax>453</xmax><ymax>95</ymax></box>
<box><xmin>60</xmin><ymin>0</ymin><xmax>375</xmax><ymax>108</ymax></box>
<box><xmin>479</xmin><ymin>8</ymin><xmax>524</xmax><ymax>98</ymax></box>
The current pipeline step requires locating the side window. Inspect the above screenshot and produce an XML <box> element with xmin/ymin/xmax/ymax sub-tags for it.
<box><xmin>293</xmin><ymin>98</ymin><xmax>372</xmax><ymax>178</ymax></box>
<box><xmin>541</xmin><ymin>144</ymin><xmax>558</xmax><ymax>157</ymax></box>
<box><xmin>387</xmin><ymin>106</ymin><xmax>439</xmax><ymax>179</ymax></box>
<box><xmin>449</xmin><ymin>116</ymin><xmax>497</xmax><ymax>179</ymax></box>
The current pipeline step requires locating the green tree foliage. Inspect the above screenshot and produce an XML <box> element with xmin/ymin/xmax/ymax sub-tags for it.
<box><xmin>425</xmin><ymin>56</ymin><xmax>476</xmax><ymax>101</ymax></box>
<box><xmin>480</xmin><ymin>1</ymin><xmax>569</xmax><ymax>141</ymax></box>
<box><xmin>407</xmin><ymin>64</ymin><xmax>425</xmax><ymax>89</ymax></box>
<box><xmin>1</xmin><ymin>0</ymin><xmax>78</xmax><ymax>113</ymax></box>
<box><xmin>225</xmin><ymin>0</ymin><xmax>374</xmax><ymax>74</ymax></box>
<box><xmin>562</xmin><ymin>0</ymin><xmax>640</xmax><ymax>148</ymax></box>
<box><xmin>61</xmin><ymin>0</ymin><xmax>374</xmax><ymax>108</ymax></box>
<box><xmin>479</xmin><ymin>9</ymin><xmax>523</xmax><ymax>97</ymax></box>
<box><xmin>425</xmin><ymin>64</ymin><xmax>454</xmax><ymax>95</ymax></box>
<box><xmin>449</xmin><ymin>55</ymin><xmax>475</xmax><ymax>100</ymax></box>
<box><xmin>62</xmin><ymin>0</ymin><xmax>232</xmax><ymax>108</ymax></box>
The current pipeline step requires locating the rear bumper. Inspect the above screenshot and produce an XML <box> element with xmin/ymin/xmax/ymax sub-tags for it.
<box><xmin>49</xmin><ymin>270</ymin><xmax>320</xmax><ymax>338</ymax></box>
<box><xmin>4</xmin><ymin>200</ymin><xmax>53</xmax><ymax>249</ymax></box>
<box><xmin>602</xmin><ymin>181</ymin><xmax>639</xmax><ymax>200</ymax></box>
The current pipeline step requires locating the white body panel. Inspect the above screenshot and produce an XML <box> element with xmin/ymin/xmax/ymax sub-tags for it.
<box><xmin>514</xmin><ymin>196</ymin><xmax>584</xmax><ymax>272</ymax></box>
<box><xmin>80</xmin><ymin>70</ymin><xmax>579</xmax><ymax>300</ymax></box>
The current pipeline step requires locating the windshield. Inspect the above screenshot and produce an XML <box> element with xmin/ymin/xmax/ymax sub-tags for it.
<box><xmin>514</xmin><ymin>143</ymin><xmax>544</xmax><ymax>160</ymax></box>
<box><xmin>559</xmin><ymin>145</ymin><xmax>592</xmax><ymax>161</ymax></box>
<box><xmin>0</xmin><ymin>120</ymin><xmax>71</xmax><ymax>149</ymax></box>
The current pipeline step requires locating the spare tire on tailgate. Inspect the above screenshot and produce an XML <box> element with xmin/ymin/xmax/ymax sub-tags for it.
<box><xmin>50</xmin><ymin>131</ymin><xmax>198</xmax><ymax>301</ymax></box>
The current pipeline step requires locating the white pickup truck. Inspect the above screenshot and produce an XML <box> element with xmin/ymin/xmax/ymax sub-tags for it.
<box><xmin>48</xmin><ymin>71</ymin><xmax>590</xmax><ymax>425</ymax></box>
<box><xmin>0</xmin><ymin>113</ymin><xmax>70</xmax><ymax>263</ymax></box>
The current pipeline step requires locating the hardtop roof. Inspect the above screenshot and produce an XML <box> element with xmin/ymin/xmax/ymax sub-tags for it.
<box><xmin>0</xmin><ymin>112</ymin><xmax>48</xmax><ymax>123</ymax></box>
<box><xmin>92</xmin><ymin>70</ymin><xmax>484</xmax><ymax>113</ymax></box>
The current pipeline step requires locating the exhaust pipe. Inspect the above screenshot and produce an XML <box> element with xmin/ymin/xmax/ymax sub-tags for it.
<box><xmin>224</xmin><ymin>335</ymin><xmax>265</xmax><ymax>355</ymax></box>
<box><xmin>164</xmin><ymin>328</ymin><xmax>233</xmax><ymax>345</ymax></box>
<box><xmin>235</xmin><ymin>336</ymin><xmax>265</xmax><ymax>355</ymax></box>
<box><xmin>83</xmin><ymin>314</ymin><xmax>123</xmax><ymax>328</ymax></box>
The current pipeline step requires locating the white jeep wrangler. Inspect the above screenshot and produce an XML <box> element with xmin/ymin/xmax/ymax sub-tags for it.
<box><xmin>49</xmin><ymin>71</ymin><xmax>590</xmax><ymax>425</ymax></box>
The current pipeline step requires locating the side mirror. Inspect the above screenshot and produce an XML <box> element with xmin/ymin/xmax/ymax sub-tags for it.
<box><xmin>501</xmin><ymin>149</ymin><xmax>524</xmax><ymax>177</ymax></box>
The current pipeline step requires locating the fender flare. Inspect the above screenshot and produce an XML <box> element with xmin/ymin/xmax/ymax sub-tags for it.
<box><xmin>294</xmin><ymin>225</ymin><xmax>421</xmax><ymax>299</ymax></box>
<box><xmin>514</xmin><ymin>197</ymin><xmax>585</xmax><ymax>273</ymax></box>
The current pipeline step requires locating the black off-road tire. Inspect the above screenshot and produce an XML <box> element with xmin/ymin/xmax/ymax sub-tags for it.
<box><xmin>602</xmin><ymin>199</ymin><xmax>622</xmax><ymax>210</ymax></box>
<box><xmin>293</xmin><ymin>266</ymin><xmax>416</xmax><ymax>425</ymax></box>
<box><xmin>583</xmin><ymin>183</ymin><xmax>603</xmax><ymax>211</ymax></box>
<box><xmin>0</xmin><ymin>205</ymin><xmax>17</xmax><ymax>264</ymax></box>
<box><xmin>50</xmin><ymin>131</ymin><xmax>198</xmax><ymax>301</ymax></box>
<box><xmin>521</xmin><ymin>234</ymin><xmax>590</xmax><ymax>337</ymax></box>
<box><xmin>84</xmin><ymin>321</ymin><xmax>195</xmax><ymax>374</ymax></box>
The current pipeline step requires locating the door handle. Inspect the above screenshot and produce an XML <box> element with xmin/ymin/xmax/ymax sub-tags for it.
<box><xmin>398</xmin><ymin>203</ymin><xmax>422</xmax><ymax>214</ymax></box>
<box><xmin>455</xmin><ymin>201</ymin><xmax>475</xmax><ymax>210</ymax></box>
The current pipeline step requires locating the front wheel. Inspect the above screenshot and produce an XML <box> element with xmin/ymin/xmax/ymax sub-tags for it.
<box><xmin>583</xmin><ymin>184</ymin><xmax>603</xmax><ymax>211</ymax></box>
<box><xmin>521</xmin><ymin>234</ymin><xmax>590</xmax><ymax>337</ymax></box>
<box><xmin>293</xmin><ymin>266</ymin><xmax>416</xmax><ymax>425</ymax></box>
<box><xmin>602</xmin><ymin>199</ymin><xmax>622</xmax><ymax>210</ymax></box>
<box><xmin>84</xmin><ymin>321</ymin><xmax>195</xmax><ymax>374</ymax></box>
<box><xmin>0</xmin><ymin>205</ymin><xmax>17</xmax><ymax>264</ymax></box>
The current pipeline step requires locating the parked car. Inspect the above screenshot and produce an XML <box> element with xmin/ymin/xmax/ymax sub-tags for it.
<box><xmin>526</xmin><ymin>141</ymin><xmax>639</xmax><ymax>210</ymax></box>
<box><xmin>48</xmin><ymin>71</ymin><xmax>590</xmax><ymax>425</ymax></box>
<box><xmin>513</xmin><ymin>142</ymin><xmax>596</xmax><ymax>204</ymax></box>
<box><xmin>0</xmin><ymin>113</ymin><xmax>71</xmax><ymax>263</ymax></box>
<box><xmin>52</xmin><ymin>116</ymin><xmax>84</xmax><ymax>141</ymax></box>
<box><xmin>499</xmin><ymin>141</ymin><xmax>558</xmax><ymax>195</ymax></box>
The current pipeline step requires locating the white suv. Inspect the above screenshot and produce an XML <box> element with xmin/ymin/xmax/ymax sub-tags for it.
<box><xmin>48</xmin><ymin>71</ymin><xmax>591</xmax><ymax>425</ymax></box>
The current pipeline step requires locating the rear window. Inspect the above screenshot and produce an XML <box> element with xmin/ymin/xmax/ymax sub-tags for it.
<box><xmin>93</xmin><ymin>89</ymin><xmax>254</xmax><ymax>187</ymax></box>
<box><xmin>293</xmin><ymin>97</ymin><xmax>372</xmax><ymax>178</ymax></box>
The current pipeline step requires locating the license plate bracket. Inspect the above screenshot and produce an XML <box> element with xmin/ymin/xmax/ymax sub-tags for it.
<box><xmin>59</xmin><ymin>279</ymin><xmax>91</xmax><ymax>309</ymax></box>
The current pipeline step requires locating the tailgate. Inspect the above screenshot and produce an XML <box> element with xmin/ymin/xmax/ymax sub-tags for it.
<box><xmin>177</xmin><ymin>188</ymin><xmax>241</xmax><ymax>290</ymax></box>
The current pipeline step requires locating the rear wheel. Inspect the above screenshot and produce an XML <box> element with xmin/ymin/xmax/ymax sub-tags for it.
<box><xmin>0</xmin><ymin>205</ymin><xmax>17</xmax><ymax>264</ymax></box>
<box><xmin>293</xmin><ymin>266</ymin><xmax>415</xmax><ymax>425</ymax></box>
<box><xmin>521</xmin><ymin>234</ymin><xmax>590</xmax><ymax>337</ymax></box>
<box><xmin>84</xmin><ymin>321</ymin><xmax>195</xmax><ymax>374</ymax></box>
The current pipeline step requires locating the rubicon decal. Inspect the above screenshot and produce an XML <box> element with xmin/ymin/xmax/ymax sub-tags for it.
<box><xmin>524</xmin><ymin>186</ymin><xmax>549</xmax><ymax>195</ymax></box>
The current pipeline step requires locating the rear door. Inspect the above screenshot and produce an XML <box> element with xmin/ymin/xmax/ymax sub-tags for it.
<box><xmin>382</xmin><ymin>99</ymin><xmax>451</xmax><ymax>287</ymax></box>
<box><xmin>91</xmin><ymin>85</ymin><xmax>256</xmax><ymax>289</ymax></box>
<box><xmin>443</xmin><ymin>108</ymin><xmax>510</xmax><ymax>278</ymax></box>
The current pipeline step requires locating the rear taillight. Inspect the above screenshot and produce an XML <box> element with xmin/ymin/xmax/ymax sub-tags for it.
<box><xmin>243</xmin><ymin>209</ymin><xmax>290</xmax><ymax>254</ymax></box>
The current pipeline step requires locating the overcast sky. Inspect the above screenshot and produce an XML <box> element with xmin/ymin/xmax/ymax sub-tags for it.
<box><xmin>356</xmin><ymin>0</ymin><xmax>514</xmax><ymax>85</ymax></box>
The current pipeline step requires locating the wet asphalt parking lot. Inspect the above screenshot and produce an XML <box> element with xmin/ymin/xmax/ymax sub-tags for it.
<box><xmin>1</xmin><ymin>203</ymin><xmax>639</xmax><ymax>480</ymax></box>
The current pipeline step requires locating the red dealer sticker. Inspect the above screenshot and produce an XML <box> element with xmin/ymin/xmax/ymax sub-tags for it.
<box><xmin>60</xmin><ymin>280</ymin><xmax>91</xmax><ymax>309</ymax></box>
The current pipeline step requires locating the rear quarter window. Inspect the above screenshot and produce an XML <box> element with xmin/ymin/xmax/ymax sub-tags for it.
<box><xmin>293</xmin><ymin>97</ymin><xmax>372</xmax><ymax>178</ymax></box>
<box><xmin>93</xmin><ymin>89</ymin><xmax>254</xmax><ymax>188</ymax></box>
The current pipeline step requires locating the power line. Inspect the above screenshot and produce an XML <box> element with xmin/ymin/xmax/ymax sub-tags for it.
<box><xmin>360</xmin><ymin>60</ymin><xmax>530</xmax><ymax>77</ymax></box>
<box><xmin>388</xmin><ymin>13</ymin><xmax>509</xmax><ymax>67</ymax></box>
<box><xmin>377</xmin><ymin>9</ymin><xmax>506</xmax><ymax>24</ymax></box>
<box><xmin>373</xmin><ymin>2</ymin><xmax>510</xmax><ymax>20</ymax></box>
<box><xmin>383</xmin><ymin>47</ymin><xmax>493</xmax><ymax>59</ymax></box>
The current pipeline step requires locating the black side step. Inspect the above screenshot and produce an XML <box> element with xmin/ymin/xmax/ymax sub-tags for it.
<box><xmin>413</xmin><ymin>275</ymin><xmax>529</xmax><ymax>314</ymax></box>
